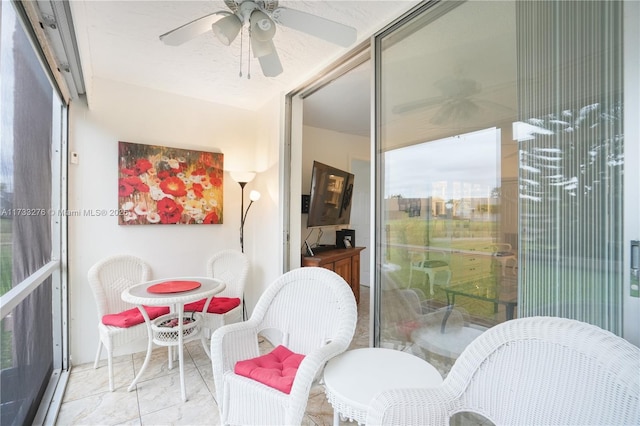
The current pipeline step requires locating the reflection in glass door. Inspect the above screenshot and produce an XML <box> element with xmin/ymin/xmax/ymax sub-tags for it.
<box><xmin>381</xmin><ymin>127</ymin><xmax>516</xmax><ymax>370</ymax></box>
<box><xmin>374</xmin><ymin>0</ymin><xmax>631</xmax><ymax>376</ymax></box>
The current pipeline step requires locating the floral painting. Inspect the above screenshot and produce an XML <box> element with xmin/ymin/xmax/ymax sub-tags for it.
<box><xmin>118</xmin><ymin>141</ymin><xmax>223</xmax><ymax>225</ymax></box>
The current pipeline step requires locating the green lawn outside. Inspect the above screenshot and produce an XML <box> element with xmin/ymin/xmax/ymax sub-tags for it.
<box><xmin>1</xmin><ymin>217</ymin><xmax>12</xmax><ymax>369</ymax></box>
<box><xmin>386</xmin><ymin>245</ymin><xmax>501</xmax><ymax>320</ymax></box>
<box><xmin>1</xmin><ymin>217</ymin><xmax>12</xmax><ymax>296</ymax></box>
<box><xmin>385</xmin><ymin>217</ymin><xmax>505</xmax><ymax>322</ymax></box>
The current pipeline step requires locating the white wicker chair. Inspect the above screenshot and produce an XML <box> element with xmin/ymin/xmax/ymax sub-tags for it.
<box><xmin>198</xmin><ymin>250</ymin><xmax>249</xmax><ymax>355</ymax></box>
<box><xmin>88</xmin><ymin>254</ymin><xmax>151</xmax><ymax>391</ymax></box>
<box><xmin>366</xmin><ymin>316</ymin><xmax>640</xmax><ymax>426</ymax></box>
<box><xmin>211</xmin><ymin>267</ymin><xmax>358</xmax><ymax>425</ymax></box>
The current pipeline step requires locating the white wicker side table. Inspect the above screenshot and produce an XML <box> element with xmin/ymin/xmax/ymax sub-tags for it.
<box><xmin>323</xmin><ymin>348</ymin><xmax>443</xmax><ymax>425</ymax></box>
<box><xmin>121</xmin><ymin>277</ymin><xmax>225</xmax><ymax>402</ymax></box>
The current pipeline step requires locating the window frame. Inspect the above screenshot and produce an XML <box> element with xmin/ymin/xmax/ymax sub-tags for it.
<box><xmin>0</xmin><ymin>1</ymin><xmax>69</xmax><ymax>423</ymax></box>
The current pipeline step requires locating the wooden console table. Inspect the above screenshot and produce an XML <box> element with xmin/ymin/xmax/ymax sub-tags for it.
<box><xmin>302</xmin><ymin>247</ymin><xmax>365</xmax><ymax>304</ymax></box>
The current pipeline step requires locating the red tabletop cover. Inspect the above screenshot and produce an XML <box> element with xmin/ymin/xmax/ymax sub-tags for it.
<box><xmin>147</xmin><ymin>280</ymin><xmax>201</xmax><ymax>294</ymax></box>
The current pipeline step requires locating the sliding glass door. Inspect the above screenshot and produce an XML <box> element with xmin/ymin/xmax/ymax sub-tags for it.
<box><xmin>374</xmin><ymin>0</ymin><xmax>637</xmax><ymax>375</ymax></box>
<box><xmin>515</xmin><ymin>0</ymin><xmax>625</xmax><ymax>332</ymax></box>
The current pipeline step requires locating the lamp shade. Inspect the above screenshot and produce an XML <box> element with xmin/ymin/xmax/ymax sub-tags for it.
<box><xmin>249</xmin><ymin>190</ymin><xmax>261</xmax><ymax>202</ymax></box>
<box><xmin>230</xmin><ymin>171</ymin><xmax>256</xmax><ymax>184</ymax></box>
<box><xmin>212</xmin><ymin>14</ymin><xmax>242</xmax><ymax>46</ymax></box>
<box><xmin>250</xmin><ymin>10</ymin><xmax>276</xmax><ymax>42</ymax></box>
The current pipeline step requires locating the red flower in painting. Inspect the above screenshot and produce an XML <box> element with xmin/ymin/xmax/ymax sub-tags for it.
<box><xmin>134</xmin><ymin>158</ymin><xmax>153</xmax><ymax>175</ymax></box>
<box><xmin>123</xmin><ymin>176</ymin><xmax>150</xmax><ymax>193</ymax></box>
<box><xmin>160</xmin><ymin>177</ymin><xmax>187</xmax><ymax>197</ymax></box>
<box><xmin>121</xmin><ymin>168</ymin><xmax>136</xmax><ymax>176</ymax></box>
<box><xmin>192</xmin><ymin>183</ymin><xmax>204</xmax><ymax>198</ymax></box>
<box><xmin>203</xmin><ymin>211</ymin><xmax>219</xmax><ymax>224</ymax></box>
<box><xmin>199</xmin><ymin>153</ymin><xmax>215</xmax><ymax>168</ymax></box>
<box><xmin>157</xmin><ymin>197</ymin><xmax>183</xmax><ymax>224</ymax></box>
<box><xmin>192</xmin><ymin>168</ymin><xmax>206</xmax><ymax>176</ymax></box>
<box><xmin>118</xmin><ymin>180</ymin><xmax>134</xmax><ymax>197</ymax></box>
<box><xmin>157</xmin><ymin>170</ymin><xmax>172</xmax><ymax>180</ymax></box>
<box><xmin>209</xmin><ymin>174</ymin><xmax>222</xmax><ymax>188</ymax></box>
<box><xmin>160</xmin><ymin>209</ymin><xmax>182</xmax><ymax>224</ymax></box>
<box><xmin>157</xmin><ymin>197</ymin><xmax>179</xmax><ymax>213</ymax></box>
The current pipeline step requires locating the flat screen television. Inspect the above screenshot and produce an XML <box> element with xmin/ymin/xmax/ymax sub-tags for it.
<box><xmin>307</xmin><ymin>161</ymin><xmax>355</xmax><ymax>227</ymax></box>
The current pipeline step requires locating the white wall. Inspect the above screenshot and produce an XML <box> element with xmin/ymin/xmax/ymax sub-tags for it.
<box><xmin>242</xmin><ymin>94</ymin><xmax>285</xmax><ymax>315</ymax></box>
<box><xmin>300</xmin><ymin>126</ymin><xmax>369</xmax><ymax>248</ymax></box>
<box><xmin>67</xmin><ymin>78</ymin><xmax>282</xmax><ymax>365</ymax></box>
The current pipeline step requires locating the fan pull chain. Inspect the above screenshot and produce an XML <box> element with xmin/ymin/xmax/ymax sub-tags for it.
<box><xmin>238</xmin><ymin>27</ymin><xmax>243</xmax><ymax>78</ymax></box>
<box><xmin>247</xmin><ymin>26</ymin><xmax>251</xmax><ymax>79</ymax></box>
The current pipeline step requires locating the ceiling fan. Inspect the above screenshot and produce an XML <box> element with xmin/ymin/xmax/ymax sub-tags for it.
<box><xmin>392</xmin><ymin>77</ymin><xmax>483</xmax><ymax>123</ymax></box>
<box><xmin>159</xmin><ymin>0</ymin><xmax>357</xmax><ymax>78</ymax></box>
<box><xmin>392</xmin><ymin>76</ymin><xmax>516</xmax><ymax>125</ymax></box>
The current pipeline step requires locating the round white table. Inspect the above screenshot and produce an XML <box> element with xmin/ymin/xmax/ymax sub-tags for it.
<box><xmin>323</xmin><ymin>347</ymin><xmax>443</xmax><ymax>425</ymax></box>
<box><xmin>121</xmin><ymin>276</ymin><xmax>225</xmax><ymax>401</ymax></box>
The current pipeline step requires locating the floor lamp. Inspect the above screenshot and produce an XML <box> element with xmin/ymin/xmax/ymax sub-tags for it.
<box><xmin>230</xmin><ymin>172</ymin><xmax>261</xmax><ymax>253</ymax></box>
<box><xmin>230</xmin><ymin>172</ymin><xmax>260</xmax><ymax>320</ymax></box>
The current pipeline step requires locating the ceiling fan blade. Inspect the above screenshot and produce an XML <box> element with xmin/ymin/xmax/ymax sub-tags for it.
<box><xmin>257</xmin><ymin>48</ymin><xmax>283</xmax><ymax>77</ymax></box>
<box><xmin>159</xmin><ymin>11</ymin><xmax>232</xmax><ymax>46</ymax></box>
<box><xmin>392</xmin><ymin>96</ymin><xmax>446</xmax><ymax>114</ymax></box>
<box><xmin>271</xmin><ymin>7</ymin><xmax>357</xmax><ymax>47</ymax></box>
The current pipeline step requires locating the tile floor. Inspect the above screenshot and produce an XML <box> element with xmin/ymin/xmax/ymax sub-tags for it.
<box><xmin>55</xmin><ymin>287</ymin><xmax>370</xmax><ymax>425</ymax></box>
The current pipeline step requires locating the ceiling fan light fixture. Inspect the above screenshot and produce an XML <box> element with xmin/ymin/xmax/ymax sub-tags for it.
<box><xmin>251</xmin><ymin>36</ymin><xmax>275</xmax><ymax>58</ymax></box>
<box><xmin>250</xmin><ymin>10</ymin><xmax>276</xmax><ymax>41</ymax></box>
<box><xmin>211</xmin><ymin>14</ymin><xmax>242</xmax><ymax>45</ymax></box>
<box><xmin>160</xmin><ymin>0</ymin><xmax>358</xmax><ymax>78</ymax></box>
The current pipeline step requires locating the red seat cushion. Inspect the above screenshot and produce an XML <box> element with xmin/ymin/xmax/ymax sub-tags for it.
<box><xmin>102</xmin><ymin>305</ymin><xmax>169</xmax><ymax>328</ymax></box>
<box><xmin>183</xmin><ymin>297</ymin><xmax>241</xmax><ymax>314</ymax></box>
<box><xmin>396</xmin><ymin>320</ymin><xmax>421</xmax><ymax>339</ymax></box>
<box><xmin>234</xmin><ymin>345</ymin><xmax>305</xmax><ymax>394</ymax></box>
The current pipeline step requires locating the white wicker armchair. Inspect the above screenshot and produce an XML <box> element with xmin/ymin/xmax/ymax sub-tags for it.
<box><xmin>211</xmin><ymin>267</ymin><xmax>358</xmax><ymax>425</ymax></box>
<box><xmin>88</xmin><ymin>254</ymin><xmax>151</xmax><ymax>391</ymax></box>
<box><xmin>197</xmin><ymin>250</ymin><xmax>249</xmax><ymax>355</ymax></box>
<box><xmin>366</xmin><ymin>316</ymin><xmax>640</xmax><ymax>425</ymax></box>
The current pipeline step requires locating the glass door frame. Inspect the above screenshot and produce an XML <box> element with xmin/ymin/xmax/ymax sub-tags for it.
<box><xmin>622</xmin><ymin>0</ymin><xmax>640</xmax><ymax>346</ymax></box>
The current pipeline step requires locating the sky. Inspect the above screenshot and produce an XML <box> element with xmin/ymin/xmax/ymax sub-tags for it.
<box><xmin>384</xmin><ymin>127</ymin><xmax>500</xmax><ymax>200</ymax></box>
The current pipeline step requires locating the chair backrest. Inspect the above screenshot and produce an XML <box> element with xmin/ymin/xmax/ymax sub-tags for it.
<box><xmin>491</xmin><ymin>242</ymin><xmax>513</xmax><ymax>254</ymax></box>
<box><xmin>206</xmin><ymin>249</ymin><xmax>249</xmax><ymax>299</ymax></box>
<box><xmin>88</xmin><ymin>254</ymin><xmax>151</xmax><ymax>317</ymax></box>
<box><xmin>399</xmin><ymin>289</ymin><xmax>422</xmax><ymax>315</ymax></box>
<box><xmin>250</xmin><ymin>267</ymin><xmax>357</xmax><ymax>356</ymax></box>
<box><xmin>449</xmin><ymin>317</ymin><xmax>639</xmax><ymax>425</ymax></box>
<box><xmin>410</xmin><ymin>250</ymin><xmax>449</xmax><ymax>264</ymax></box>
<box><xmin>369</xmin><ymin>316</ymin><xmax>640</xmax><ymax>425</ymax></box>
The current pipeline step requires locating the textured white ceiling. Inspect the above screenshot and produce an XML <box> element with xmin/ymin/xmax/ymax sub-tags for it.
<box><xmin>71</xmin><ymin>0</ymin><xmax>419</xmax><ymax>112</ymax></box>
<box><xmin>303</xmin><ymin>59</ymin><xmax>372</xmax><ymax>136</ymax></box>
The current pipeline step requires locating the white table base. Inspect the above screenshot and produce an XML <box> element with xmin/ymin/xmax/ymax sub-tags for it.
<box><xmin>121</xmin><ymin>277</ymin><xmax>224</xmax><ymax>402</ymax></box>
<box><xmin>128</xmin><ymin>303</ymin><xmax>202</xmax><ymax>401</ymax></box>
